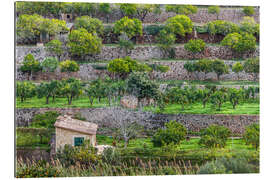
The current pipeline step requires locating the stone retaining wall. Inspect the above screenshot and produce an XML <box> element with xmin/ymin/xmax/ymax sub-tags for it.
<box><xmin>16</xmin><ymin>60</ymin><xmax>258</xmax><ymax>81</ymax></box>
<box><xmin>16</xmin><ymin>45</ymin><xmax>259</xmax><ymax>64</ymax></box>
<box><xmin>72</xmin><ymin>7</ymin><xmax>260</xmax><ymax>24</ymax></box>
<box><xmin>16</xmin><ymin>108</ymin><xmax>259</xmax><ymax>135</ymax></box>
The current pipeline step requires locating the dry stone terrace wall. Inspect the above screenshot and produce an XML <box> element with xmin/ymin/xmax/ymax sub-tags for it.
<box><xmin>16</xmin><ymin>60</ymin><xmax>258</xmax><ymax>81</ymax></box>
<box><xmin>16</xmin><ymin>108</ymin><xmax>259</xmax><ymax>135</ymax></box>
<box><xmin>16</xmin><ymin>45</ymin><xmax>259</xmax><ymax>64</ymax></box>
<box><xmin>69</xmin><ymin>7</ymin><xmax>259</xmax><ymax>24</ymax></box>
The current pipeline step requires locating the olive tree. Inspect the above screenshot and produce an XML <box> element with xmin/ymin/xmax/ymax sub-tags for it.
<box><xmin>41</xmin><ymin>57</ymin><xmax>59</xmax><ymax>73</ymax></box>
<box><xmin>16</xmin><ymin>81</ymin><xmax>36</xmax><ymax>102</ymax></box>
<box><xmin>243</xmin><ymin>123</ymin><xmax>259</xmax><ymax>150</ymax></box>
<box><xmin>211</xmin><ymin>59</ymin><xmax>229</xmax><ymax>80</ymax></box>
<box><xmin>114</xmin><ymin>16</ymin><xmax>143</xmax><ymax>39</ymax></box>
<box><xmin>110</xmin><ymin>107</ymin><xmax>144</xmax><ymax>148</ymax></box>
<box><xmin>164</xmin><ymin>15</ymin><xmax>193</xmax><ymax>37</ymax></box>
<box><xmin>20</xmin><ymin>54</ymin><xmax>41</xmax><ymax>80</ymax></box>
<box><xmin>36</xmin><ymin>80</ymin><xmax>61</xmax><ymax>104</ymax></box>
<box><xmin>228</xmin><ymin>88</ymin><xmax>243</xmax><ymax>109</ymax></box>
<box><xmin>59</xmin><ymin>78</ymin><xmax>82</xmax><ymax>105</ymax></box>
<box><xmin>197</xmin><ymin>88</ymin><xmax>211</xmax><ymax>108</ymax></box>
<box><xmin>119</xmin><ymin>3</ymin><xmax>137</xmax><ymax>18</ymax></box>
<box><xmin>74</xmin><ymin>16</ymin><xmax>104</xmax><ymax>36</ymax></box>
<box><xmin>210</xmin><ymin>90</ymin><xmax>227</xmax><ymax>111</ymax></box>
<box><xmin>98</xmin><ymin>3</ymin><xmax>111</xmax><ymax>23</ymax></box>
<box><xmin>67</xmin><ymin>28</ymin><xmax>103</xmax><ymax>59</ymax></box>
<box><xmin>45</xmin><ymin>40</ymin><xmax>63</xmax><ymax>60</ymax></box>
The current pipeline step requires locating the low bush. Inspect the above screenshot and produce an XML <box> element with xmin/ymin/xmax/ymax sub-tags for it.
<box><xmin>152</xmin><ymin>120</ymin><xmax>187</xmax><ymax>147</ymax></box>
<box><xmin>243</xmin><ymin>6</ymin><xmax>255</xmax><ymax>16</ymax></box>
<box><xmin>41</xmin><ymin>57</ymin><xmax>59</xmax><ymax>72</ymax></box>
<box><xmin>30</xmin><ymin>111</ymin><xmax>60</xmax><ymax>129</ymax></box>
<box><xmin>184</xmin><ymin>39</ymin><xmax>206</xmax><ymax>53</ymax></box>
<box><xmin>59</xmin><ymin>60</ymin><xmax>79</xmax><ymax>72</ymax></box>
<box><xmin>221</xmin><ymin>32</ymin><xmax>256</xmax><ymax>53</ymax></box>
<box><xmin>199</xmin><ymin>125</ymin><xmax>231</xmax><ymax>148</ymax></box>
<box><xmin>205</xmin><ymin>20</ymin><xmax>239</xmax><ymax>36</ymax></box>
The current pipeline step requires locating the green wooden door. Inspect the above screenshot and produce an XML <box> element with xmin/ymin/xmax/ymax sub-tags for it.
<box><xmin>74</xmin><ymin>137</ymin><xmax>84</xmax><ymax>146</ymax></box>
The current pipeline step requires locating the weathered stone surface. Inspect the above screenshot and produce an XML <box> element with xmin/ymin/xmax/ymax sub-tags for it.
<box><xmin>16</xmin><ymin>108</ymin><xmax>259</xmax><ymax>135</ymax></box>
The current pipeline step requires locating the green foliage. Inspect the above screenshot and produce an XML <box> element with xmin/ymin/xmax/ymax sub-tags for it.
<box><xmin>118</xmin><ymin>33</ymin><xmax>135</xmax><ymax>55</ymax></box>
<box><xmin>156</xmin><ymin>29</ymin><xmax>176</xmax><ymax>56</ymax></box>
<box><xmin>16</xmin><ymin>14</ymin><xmax>43</xmax><ymax>42</ymax></box>
<box><xmin>39</xmin><ymin>18</ymin><xmax>68</xmax><ymax>36</ymax></box>
<box><xmin>98</xmin><ymin>3</ymin><xmax>111</xmax><ymax>23</ymax></box>
<box><xmin>199</xmin><ymin>125</ymin><xmax>231</xmax><ymax>148</ymax></box>
<box><xmin>107</xmin><ymin>56</ymin><xmax>151</xmax><ymax>79</ymax></box>
<box><xmin>45</xmin><ymin>40</ymin><xmax>63</xmax><ymax>60</ymax></box>
<box><xmin>221</xmin><ymin>32</ymin><xmax>257</xmax><ymax>53</ymax></box>
<box><xmin>84</xmin><ymin>79</ymin><xmax>104</xmax><ymax>106</ymax></box>
<box><xmin>232</xmin><ymin>62</ymin><xmax>243</xmax><ymax>74</ymax></box>
<box><xmin>30</xmin><ymin>111</ymin><xmax>60</xmax><ymax>129</ymax></box>
<box><xmin>165</xmin><ymin>87</ymin><xmax>189</xmax><ymax>110</ymax></box>
<box><xmin>20</xmin><ymin>54</ymin><xmax>41</xmax><ymax>78</ymax></box>
<box><xmin>205</xmin><ymin>20</ymin><xmax>239</xmax><ymax>36</ymax></box>
<box><xmin>243</xmin><ymin>58</ymin><xmax>259</xmax><ymax>74</ymax></box>
<box><xmin>16</xmin><ymin>160</ymin><xmax>61</xmax><ymax>178</ymax></box>
<box><xmin>243</xmin><ymin>123</ymin><xmax>259</xmax><ymax>150</ymax></box>
<box><xmin>16</xmin><ymin>81</ymin><xmax>36</xmax><ymax>102</ymax></box>
<box><xmin>119</xmin><ymin>3</ymin><xmax>137</xmax><ymax>17</ymax></box>
<box><xmin>36</xmin><ymin>80</ymin><xmax>61</xmax><ymax>104</ymax></box>
<box><xmin>152</xmin><ymin>121</ymin><xmax>187</xmax><ymax>147</ymax></box>
<box><xmin>41</xmin><ymin>57</ymin><xmax>59</xmax><ymax>72</ymax></box>
<box><xmin>184</xmin><ymin>39</ymin><xmax>206</xmax><ymax>53</ymax></box>
<box><xmin>56</xmin><ymin>142</ymin><xmax>99</xmax><ymax>167</ymax></box>
<box><xmin>228</xmin><ymin>88</ymin><xmax>243</xmax><ymax>109</ymax></box>
<box><xmin>114</xmin><ymin>16</ymin><xmax>143</xmax><ymax>39</ymax></box>
<box><xmin>126</xmin><ymin>72</ymin><xmax>160</xmax><ymax>104</ymax></box>
<box><xmin>211</xmin><ymin>59</ymin><xmax>229</xmax><ymax>80</ymax></box>
<box><xmin>208</xmin><ymin>6</ymin><xmax>220</xmax><ymax>15</ymax></box>
<box><xmin>148</xmin><ymin>64</ymin><xmax>170</xmax><ymax>73</ymax></box>
<box><xmin>240</xmin><ymin>16</ymin><xmax>260</xmax><ymax>35</ymax></box>
<box><xmin>59</xmin><ymin>78</ymin><xmax>83</xmax><ymax>105</ymax></box>
<box><xmin>135</xmin><ymin>4</ymin><xmax>158</xmax><ymax>22</ymax></box>
<box><xmin>67</xmin><ymin>28</ymin><xmax>102</xmax><ymax>58</ymax></box>
<box><xmin>101</xmin><ymin>147</ymin><xmax>121</xmax><ymax>165</ymax></box>
<box><xmin>165</xmin><ymin>5</ymin><xmax>197</xmax><ymax>15</ymax></box>
<box><xmin>59</xmin><ymin>60</ymin><xmax>79</xmax><ymax>72</ymax></box>
<box><xmin>164</xmin><ymin>15</ymin><xmax>193</xmax><ymax>37</ymax></box>
<box><xmin>198</xmin><ymin>156</ymin><xmax>257</xmax><ymax>174</ymax></box>
<box><xmin>74</xmin><ymin>16</ymin><xmax>104</xmax><ymax>36</ymax></box>
<box><xmin>210</xmin><ymin>90</ymin><xmax>228</xmax><ymax>111</ymax></box>
<box><xmin>144</xmin><ymin>25</ymin><xmax>164</xmax><ymax>36</ymax></box>
<box><xmin>243</xmin><ymin>6</ymin><xmax>255</xmax><ymax>16</ymax></box>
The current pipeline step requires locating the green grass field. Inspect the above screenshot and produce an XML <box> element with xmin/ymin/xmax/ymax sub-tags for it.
<box><xmin>16</xmin><ymin>96</ymin><xmax>115</xmax><ymax>108</ymax></box>
<box><xmin>144</xmin><ymin>101</ymin><xmax>259</xmax><ymax>115</ymax></box>
<box><xmin>158</xmin><ymin>80</ymin><xmax>259</xmax><ymax>86</ymax></box>
<box><xmin>96</xmin><ymin>135</ymin><xmax>256</xmax><ymax>152</ymax></box>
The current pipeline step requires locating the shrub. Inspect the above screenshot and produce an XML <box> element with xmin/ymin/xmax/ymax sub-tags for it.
<box><xmin>144</xmin><ymin>25</ymin><xmax>164</xmax><ymax>36</ymax></box>
<box><xmin>74</xmin><ymin>16</ymin><xmax>104</xmax><ymax>36</ymax></box>
<box><xmin>114</xmin><ymin>17</ymin><xmax>142</xmax><ymax>39</ymax></box>
<box><xmin>45</xmin><ymin>39</ymin><xmax>63</xmax><ymax>60</ymax></box>
<box><xmin>165</xmin><ymin>5</ymin><xmax>198</xmax><ymax>15</ymax></box>
<box><xmin>205</xmin><ymin>20</ymin><xmax>239</xmax><ymax>36</ymax></box>
<box><xmin>67</xmin><ymin>28</ymin><xmax>102</xmax><ymax>58</ymax></box>
<box><xmin>152</xmin><ymin>120</ymin><xmax>187</xmax><ymax>147</ymax></box>
<box><xmin>240</xmin><ymin>16</ymin><xmax>259</xmax><ymax>35</ymax></box>
<box><xmin>56</xmin><ymin>142</ymin><xmax>99</xmax><ymax>167</ymax></box>
<box><xmin>41</xmin><ymin>57</ymin><xmax>59</xmax><ymax>72</ymax></box>
<box><xmin>184</xmin><ymin>39</ymin><xmax>206</xmax><ymax>53</ymax></box>
<box><xmin>118</xmin><ymin>33</ymin><xmax>135</xmax><ymax>56</ymax></box>
<box><xmin>243</xmin><ymin>123</ymin><xmax>259</xmax><ymax>150</ymax></box>
<box><xmin>59</xmin><ymin>60</ymin><xmax>79</xmax><ymax>72</ymax></box>
<box><xmin>107</xmin><ymin>56</ymin><xmax>151</xmax><ymax>79</ymax></box>
<box><xmin>119</xmin><ymin>3</ymin><xmax>137</xmax><ymax>17</ymax></box>
<box><xmin>243</xmin><ymin>6</ymin><xmax>255</xmax><ymax>16</ymax></box>
<box><xmin>30</xmin><ymin>111</ymin><xmax>60</xmax><ymax>129</ymax></box>
<box><xmin>101</xmin><ymin>147</ymin><xmax>121</xmax><ymax>165</ymax></box>
<box><xmin>221</xmin><ymin>32</ymin><xmax>256</xmax><ymax>53</ymax></box>
<box><xmin>243</xmin><ymin>58</ymin><xmax>259</xmax><ymax>81</ymax></box>
<box><xmin>208</xmin><ymin>6</ymin><xmax>220</xmax><ymax>16</ymax></box>
<box><xmin>164</xmin><ymin>15</ymin><xmax>193</xmax><ymax>37</ymax></box>
<box><xmin>199</xmin><ymin>125</ymin><xmax>231</xmax><ymax>148</ymax></box>
<box><xmin>232</xmin><ymin>62</ymin><xmax>243</xmax><ymax>80</ymax></box>
<box><xmin>156</xmin><ymin>29</ymin><xmax>176</xmax><ymax>57</ymax></box>
<box><xmin>198</xmin><ymin>156</ymin><xmax>256</xmax><ymax>174</ymax></box>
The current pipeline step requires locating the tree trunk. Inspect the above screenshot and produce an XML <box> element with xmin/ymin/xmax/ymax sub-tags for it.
<box><xmin>46</xmin><ymin>96</ymin><xmax>49</xmax><ymax>104</ymax></box>
<box><xmin>52</xmin><ymin>96</ymin><xmax>55</xmax><ymax>103</ymax></box>
<box><xmin>68</xmin><ymin>96</ymin><xmax>73</xmax><ymax>105</ymax></box>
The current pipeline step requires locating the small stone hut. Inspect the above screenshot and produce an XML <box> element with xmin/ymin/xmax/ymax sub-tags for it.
<box><xmin>54</xmin><ymin>114</ymin><xmax>98</xmax><ymax>151</ymax></box>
